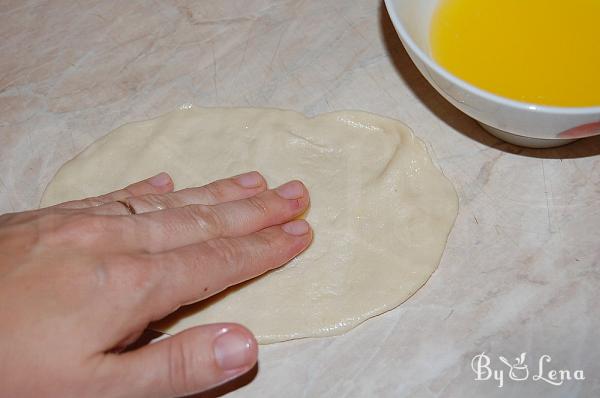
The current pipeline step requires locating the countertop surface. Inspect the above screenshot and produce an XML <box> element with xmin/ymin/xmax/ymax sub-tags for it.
<box><xmin>1</xmin><ymin>1</ymin><xmax>599</xmax><ymax>397</ymax></box>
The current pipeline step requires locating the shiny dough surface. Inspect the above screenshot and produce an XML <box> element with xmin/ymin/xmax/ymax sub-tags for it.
<box><xmin>41</xmin><ymin>107</ymin><xmax>458</xmax><ymax>344</ymax></box>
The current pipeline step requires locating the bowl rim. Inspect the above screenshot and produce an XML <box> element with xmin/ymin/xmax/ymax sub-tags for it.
<box><xmin>383</xmin><ymin>0</ymin><xmax>600</xmax><ymax>115</ymax></box>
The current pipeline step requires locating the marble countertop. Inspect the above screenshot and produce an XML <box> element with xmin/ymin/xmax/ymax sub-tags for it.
<box><xmin>1</xmin><ymin>1</ymin><xmax>599</xmax><ymax>397</ymax></box>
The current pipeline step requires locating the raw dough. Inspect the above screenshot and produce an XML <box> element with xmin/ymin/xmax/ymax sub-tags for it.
<box><xmin>41</xmin><ymin>107</ymin><xmax>458</xmax><ymax>344</ymax></box>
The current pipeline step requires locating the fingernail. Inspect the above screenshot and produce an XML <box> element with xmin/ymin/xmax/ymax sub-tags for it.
<box><xmin>275</xmin><ymin>180</ymin><xmax>304</xmax><ymax>199</ymax></box>
<box><xmin>214</xmin><ymin>329</ymin><xmax>254</xmax><ymax>371</ymax></box>
<box><xmin>148</xmin><ymin>172</ymin><xmax>172</xmax><ymax>187</ymax></box>
<box><xmin>282</xmin><ymin>219</ymin><xmax>310</xmax><ymax>236</ymax></box>
<box><xmin>234</xmin><ymin>171</ymin><xmax>263</xmax><ymax>188</ymax></box>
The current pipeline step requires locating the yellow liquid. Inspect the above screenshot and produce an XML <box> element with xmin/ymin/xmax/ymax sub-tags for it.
<box><xmin>430</xmin><ymin>0</ymin><xmax>600</xmax><ymax>107</ymax></box>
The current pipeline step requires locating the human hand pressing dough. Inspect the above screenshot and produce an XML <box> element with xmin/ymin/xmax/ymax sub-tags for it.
<box><xmin>0</xmin><ymin>171</ymin><xmax>311</xmax><ymax>398</ymax></box>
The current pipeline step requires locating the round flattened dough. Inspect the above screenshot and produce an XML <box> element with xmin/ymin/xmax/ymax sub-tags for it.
<box><xmin>41</xmin><ymin>107</ymin><xmax>458</xmax><ymax>344</ymax></box>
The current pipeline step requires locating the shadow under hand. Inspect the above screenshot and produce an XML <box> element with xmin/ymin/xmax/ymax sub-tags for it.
<box><xmin>378</xmin><ymin>1</ymin><xmax>600</xmax><ymax>159</ymax></box>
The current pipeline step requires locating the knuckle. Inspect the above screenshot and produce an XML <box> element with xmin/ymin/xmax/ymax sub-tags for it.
<box><xmin>121</xmin><ymin>186</ymin><xmax>138</xmax><ymax>197</ymax></box>
<box><xmin>259</xmin><ymin>228</ymin><xmax>293</xmax><ymax>258</ymax></box>
<box><xmin>40</xmin><ymin>213</ymin><xmax>134</xmax><ymax>249</ymax></box>
<box><xmin>254</xmin><ymin>231</ymin><xmax>281</xmax><ymax>260</ymax></box>
<box><xmin>257</xmin><ymin>230</ymin><xmax>279</xmax><ymax>250</ymax></box>
<box><xmin>135</xmin><ymin>193</ymin><xmax>176</xmax><ymax>211</ymax></box>
<box><xmin>167</xmin><ymin>337</ymin><xmax>201</xmax><ymax>396</ymax></box>
<box><xmin>80</xmin><ymin>197</ymin><xmax>106</xmax><ymax>207</ymax></box>
<box><xmin>246</xmin><ymin>196</ymin><xmax>270</xmax><ymax>218</ymax></box>
<box><xmin>187</xmin><ymin>205</ymin><xmax>226</xmax><ymax>235</ymax></box>
<box><xmin>203</xmin><ymin>181</ymin><xmax>228</xmax><ymax>202</ymax></box>
<box><xmin>50</xmin><ymin>214</ymin><xmax>111</xmax><ymax>243</ymax></box>
<box><xmin>206</xmin><ymin>238</ymin><xmax>242</xmax><ymax>271</ymax></box>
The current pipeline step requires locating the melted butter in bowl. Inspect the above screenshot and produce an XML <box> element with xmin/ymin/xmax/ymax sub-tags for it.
<box><xmin>430</xmin><ymin>0</ymin><xmax>600</xmax><ymax>107</ymax></box>
<box><xmin>384</xmin><ymin>0</ymin><xmax>600</xmax><ymax>147</ymax></box>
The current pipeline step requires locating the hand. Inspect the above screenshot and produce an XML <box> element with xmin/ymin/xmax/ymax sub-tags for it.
<box><xmin>0</xmin><ymin>171</ymin><xmax>312</xmax><ymax>397</ymax></box>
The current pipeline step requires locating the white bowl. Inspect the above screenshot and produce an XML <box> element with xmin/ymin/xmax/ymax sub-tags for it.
<box><xmin>384</xmin><ymin>0</ymin><xmax>600</xmax><ymax>148</ymax></box>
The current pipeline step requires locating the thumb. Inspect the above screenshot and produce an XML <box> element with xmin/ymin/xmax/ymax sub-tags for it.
<box><xmin>103</xmin><ymin>323</ymin><xmax>258</xmax><ymax>398</ymax></box>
